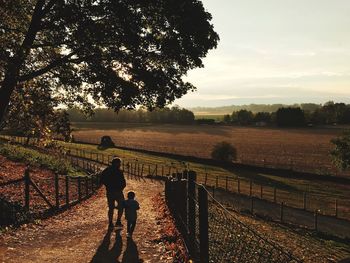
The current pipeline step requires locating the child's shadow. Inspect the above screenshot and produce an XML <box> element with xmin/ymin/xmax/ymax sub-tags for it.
<box><xmin>122</xmin><ymin>238</ymin><xmax>142</xmax><ymax>263</ymax></box>
<box><xmin>90</xmin><ymin>228</ymin><xmax>123</xmax><ymax>263</ymax></box>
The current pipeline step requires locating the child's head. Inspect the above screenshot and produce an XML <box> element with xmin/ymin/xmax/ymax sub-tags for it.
<box><xmin>127</xmin><ymin>191</ymin><xmax>135</xmax><ymax>200</ymax></box>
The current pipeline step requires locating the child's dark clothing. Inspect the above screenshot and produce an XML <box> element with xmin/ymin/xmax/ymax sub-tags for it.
<box><xmin>123</xmin><ymin>199</ymin><xmax>140</xmax><ymax>235</ymax></box>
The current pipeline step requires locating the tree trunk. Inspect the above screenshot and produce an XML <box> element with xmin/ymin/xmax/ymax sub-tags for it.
<box><xmin>0</xmin><ymin>0</ymin><xmax>46</xmax><ymax>125</ymax></box>
<box><xmin>0</xmin><ymin>71</ymin><xmax>18</xmax><ymax>125</ymax></box>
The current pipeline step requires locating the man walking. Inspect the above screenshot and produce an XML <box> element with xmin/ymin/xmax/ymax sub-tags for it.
<box><xmin>100</xmin><ymin>157</ymin><xmax>126</xmax><ymax>228</ymax></box>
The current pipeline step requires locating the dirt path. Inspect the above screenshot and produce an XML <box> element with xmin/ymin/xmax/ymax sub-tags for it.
<box><xmin>0</xmin><ymin>177</ymin><xmax>171</xmax><ymax>263</ymax></box>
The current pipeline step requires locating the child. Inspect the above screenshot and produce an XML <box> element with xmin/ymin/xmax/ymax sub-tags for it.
<box><xmin>123</xmin><ymin>191</ymin><xmax>140</xmax><ymax>237</ymax></box>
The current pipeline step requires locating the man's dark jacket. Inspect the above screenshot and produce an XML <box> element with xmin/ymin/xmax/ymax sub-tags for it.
<box><xmin>100</xmin><ymin>166</ymin><xmax>126</xmax><ymax>192</ymax></box>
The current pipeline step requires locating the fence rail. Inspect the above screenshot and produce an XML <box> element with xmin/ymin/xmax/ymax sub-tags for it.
<box><xmin>0</xmin><ymin>154</ymin><xmax>103</xmax><ymax>226</ymax></box>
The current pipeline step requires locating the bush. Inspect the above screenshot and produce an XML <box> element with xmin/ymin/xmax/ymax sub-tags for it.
<box><xmin>99</xmin><ymin>136</ymin><xmax>115</xmax><ymax>148</ymax></box>
<box><xmin>330</xmin><ymin>131</ymin><xmax>350</xmax><ymax>171</ymax></box>
<box><xmin>211</xmin><ymin>141</ymin><xmax>237</xmax><ymax>162</ymax></box>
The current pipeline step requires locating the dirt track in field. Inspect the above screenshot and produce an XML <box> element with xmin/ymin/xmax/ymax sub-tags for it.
<box><xmin>1</xmin><ymin>178</ymin><xmax>173</xmax><ymax>263</ymax></box>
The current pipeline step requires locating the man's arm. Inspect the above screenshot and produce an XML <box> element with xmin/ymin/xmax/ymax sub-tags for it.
<box><xmin>120</xmin><ymin>171</ymin><xmax>126</xmax><ymax>189</ymax></box>
<box><xmin>100</xmin><ymin>167</ymin><xmax>109</xmax><ymax>185</ymax></box>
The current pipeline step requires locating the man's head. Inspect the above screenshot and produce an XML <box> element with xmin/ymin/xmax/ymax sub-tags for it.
<box><xmin>127</xmin><ymin>191</ymin><xmax>135</xmax><ymax>200</ymax></box>
<box><xmin>111</xmin><ymin>157</ymin><xmax>122</xmax><ymax>169</ymax></box>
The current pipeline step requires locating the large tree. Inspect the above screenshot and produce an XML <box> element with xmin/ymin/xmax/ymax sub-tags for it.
<box><xmin>0</xmin><ymin>0</ymin><xmax>219</xmax><ymax>124</ymax></box>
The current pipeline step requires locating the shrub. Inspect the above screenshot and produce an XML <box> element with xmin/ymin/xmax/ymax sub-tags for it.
<box><xmin>330</xmin><ymin>131</ymin><xmax>350</xmax><ymax>171</ymax></box>
<box><xmin>99</xmin><ymin>136</ymin><xmax>115</xmax><ymax>148</ymax></box>
<box><xmin>211</xmin><ymin>141</ymin><xmax>237</xmax><ymax>162</ymax></box>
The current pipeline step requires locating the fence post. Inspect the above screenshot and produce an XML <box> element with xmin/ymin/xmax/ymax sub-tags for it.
<box><xmin>204</xmin><ymin>173</ymin><xmax>208</xmax><ymax>186</ymax></box>
<box><xmin>251</xmin><ymin>197</ymin><xmax>254</xmax><ymax>214</ymax></box>
<box><xmin>215</xmin><ymin>176</ymin><xmax>218</xmax><ymax>189</ymax></box>
<box><xmin>78</xmin><ymin>177</ymin><xmax>82</xmax><ymax>201</ymax></box>
<box><xmin>249</xmin><ymin>180</ymin><xmax>253</xmax><ymax>197</ymax></box>
<box><xmin>260</xmin><ymin>185</ymin><xmax>263</xmax><ymax>199</ymax></box>
<box><xmin>335</xmin><ymin>199</ymin><xmax>338</xmax><ymax>218</ymax></box>
<box><xmin>24</xmin><ymin>168</ymin><xmax>30</xmax><ymax>211</ymax></box>
<box><xmin>225</xmin><ymin>176</ymin><xmax>228</xmax><ymax>191</ymax></box>
<box><xmin>314</xmin><ymin>210</ymin><xmax>318</xmax><ymax>231</ymax></box>
<box><xmin>237</xmin><ymin>177</ymin><xmax>241</xmax><ymax>194</ymax></box>
<box><xmin>280</xmin><ymin>202</ymin><xmax>284</xmax><ymax>223</ymax></box>
<box><xmin>55</xmin><ymin>173</ymin><xmax>59</xmax><ymax>209</ymax></box>
<box><xmin>162</xmin><ymin>165</ymin><xmax>164</xmax><ymax>177</ymax></box>
<box><xmin>141</xmin><ymin>164</ymin><xmax>144</xmax><ymax>177</ymax></box>
<box><xmin>65</xmin><ymin>176</ymin><xmax>69</xmax><ymax>206</ymax></box>
<box><xmin>303</xmin><ymin>192</ymin><xmax>307</xmax><ymax>210</ymax></box>
<box><xmin>188</xmin><ymin>171</ymin><xmax>197</xmax><ymax>256</ymax></box>
<box><xmin>274</xmin><ymin>187</ymin><xmax>277</xmax><ymax>203</ymax></box>
<box><xmin>85</xmin><ymin>177</ymin><xmax>89</xmax><ymax>197</ymax></box>
<box><xmin>198</xmin><ymin>185</ymin><xmax>209</xmax><ymax>263</ymax></box>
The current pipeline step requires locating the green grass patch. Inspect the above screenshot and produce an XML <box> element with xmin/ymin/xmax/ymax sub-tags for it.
<box><xmin>0</xmin><ymin>141</ymin><xmax>83</xmax><ymax>176</ymax></box>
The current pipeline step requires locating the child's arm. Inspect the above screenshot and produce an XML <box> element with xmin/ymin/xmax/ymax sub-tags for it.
<box><xmin>136</xmin><ymin>201</ymin><xmax>140</xmax><ymax>210</ymax></box>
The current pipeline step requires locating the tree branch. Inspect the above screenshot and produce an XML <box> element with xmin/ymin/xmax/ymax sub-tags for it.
<box><xmin>41</xmin><ymin>0</ymin><xmax>59</xmax><ymax>15</ymax></box>
<box><xmin>18</xmin><ymin>52</ymin><xmax>76</xmax><ymax>82</ymax></box>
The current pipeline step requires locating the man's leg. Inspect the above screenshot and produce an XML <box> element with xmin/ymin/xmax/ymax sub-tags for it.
<box><xmin>129</xmin><ymin>220</ymin><xmax>136</xmax><ymax>234</ymax></box>
<box><xmin>127</xmin><ymin>220</ymin><xmax>131</xmax><ymax>234</ymax></box>
<box><xmin>106</xmin><ymin>192</ymin><xmax>115</xmax><ymax>227</ymax></box>
<box><xmin>116</xmin><ymin>192</ymin><xmax>125</xmax><ymax>225</ymax></box>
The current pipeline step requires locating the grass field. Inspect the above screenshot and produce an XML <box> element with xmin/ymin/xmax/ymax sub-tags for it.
<box><xmin>71</xmin><ymin>122</ymin><xmax>348</xmax><ymax>176</ymax></box>
<box><xmin>57</xmin><ymin>139</ymin><xmax>350</xmax><ymax>219</ymax></box>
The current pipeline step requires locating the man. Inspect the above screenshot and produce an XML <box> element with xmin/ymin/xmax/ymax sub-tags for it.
<box><xmin>100</xmin><ymin>157</ymin><xmax>126</xmax><ymax>228</ymax></box>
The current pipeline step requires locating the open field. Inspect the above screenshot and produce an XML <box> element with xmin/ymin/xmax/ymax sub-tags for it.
<box><xmin>2</xmin><ymin>135</ymin><xmax>350</xmax><ymax>221</ymax></box>
<box><xmin>71</xmin><ymin>122</ymin><xmax>348</xmax><ymax>176</ymax></box>
<box><xmin>50</xmin><ymin>140</ymin><xmax>350</xmax><ymax>221</ymax></box>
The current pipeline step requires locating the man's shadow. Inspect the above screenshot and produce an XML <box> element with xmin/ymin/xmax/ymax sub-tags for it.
<box><xmin>90</xmin><ymin>228</ymin><xmax>123</xmax><ymax>263</ymax></box>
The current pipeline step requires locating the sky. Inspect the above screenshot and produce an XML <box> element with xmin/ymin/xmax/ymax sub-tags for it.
<box><xmin>175</xmin><ymin>0</ymin><xmax>350</xmax><ymax>107</ymax></box>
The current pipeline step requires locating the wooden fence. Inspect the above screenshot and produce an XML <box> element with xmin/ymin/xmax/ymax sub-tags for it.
<box><xmin>0</xmin><ymin>155</ymin><xmax>102</xmax><ymax>226</ymax></box>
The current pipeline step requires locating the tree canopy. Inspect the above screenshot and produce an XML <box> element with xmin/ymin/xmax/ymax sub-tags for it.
<box><xmin>0</xmin><ymin>0</ymin><xmax>219</xmax><ymax>123</ymax></box>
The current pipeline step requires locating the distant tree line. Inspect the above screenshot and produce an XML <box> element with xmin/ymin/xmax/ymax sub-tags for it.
<box><xmin>68</xmin><ymin>106</ymin><xmax>195</xmax><ymax>124</ymax></box>
<box><xmin>222</xmin><ymin>102</ymin><xmax>350</xmax><ymax>127</ymax></box>
<box><xmin>191</xmin><ymin>103</ymin><xmax>322</xmax><ymax>115</ymax></box>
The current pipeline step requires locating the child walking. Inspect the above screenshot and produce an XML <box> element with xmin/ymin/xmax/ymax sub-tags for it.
<box><xmin>123</xmin><ymin>191</ymin><xmax>140</xmax><ymax>237</ymax></box>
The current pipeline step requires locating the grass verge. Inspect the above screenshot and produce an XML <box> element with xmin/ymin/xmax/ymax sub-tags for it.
<box><xmin>0</xmin><ymin>141</ymin><xmax>83</xmax><ymax>176</ymax></box>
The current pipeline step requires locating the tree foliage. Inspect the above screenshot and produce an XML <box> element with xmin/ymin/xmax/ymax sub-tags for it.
<box><xmin>0</xmin><ymin>0</ymin><xmax>219</xmax><ymax>123</ymax></box>
<box><xmin>3</xmin><ymin>80</ymin><xmax>71</xmax><ymax>141</ymax></box>
<box><xmin>211</xmin><ymin>141</ymin><xmax>237</xmax><ymax>163</ymax></box>
<box><xmin>276</xmin><ymin>107</ymin><xmax>305</xmax><ymax>127</ymax></box>
<box><xmin>68</xmin><ymin>106</ymin><xmax>195</xmax><ymax>124</ymax></box>
<box><xmin>330</xmin><ymin>131</ymin><xmax>350</xmax><ymax>171</ymax></box>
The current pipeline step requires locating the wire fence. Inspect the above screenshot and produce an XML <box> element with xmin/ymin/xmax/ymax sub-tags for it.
<box><xmin>165</xmin><ymin>172</ymin><xmax>301</xmax><ymax>263</ymax></box>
